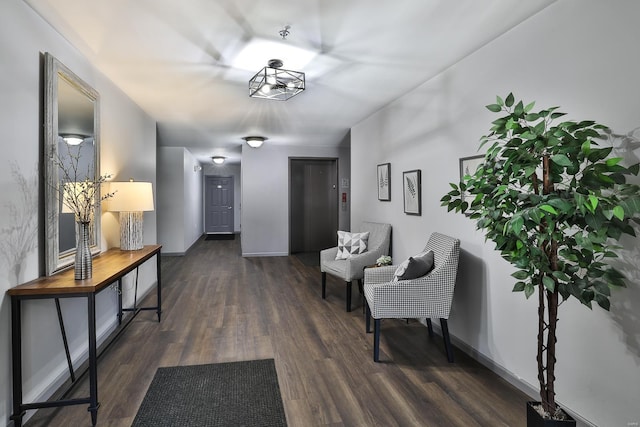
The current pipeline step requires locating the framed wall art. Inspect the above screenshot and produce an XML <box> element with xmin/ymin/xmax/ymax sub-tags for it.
<box><xmin>377</xmin><ymin>163</ymin><xmax>391</xmax><ymax>201</ymax></box>
<box><xmin>403</xmin><ymin>169</ymin><xmax>421</xmax><ymax>215</ymax></box>
<box><xmin>459</xmin><ymin>155</ymin><xmax>484</xmax><ymax>215</ymax></box>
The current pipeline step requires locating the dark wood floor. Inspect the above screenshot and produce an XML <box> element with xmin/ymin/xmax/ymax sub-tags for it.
<box><xmin>26</xmin><ymin>236</ymin><xmax>529</xmax><ymax>426</ymax></box>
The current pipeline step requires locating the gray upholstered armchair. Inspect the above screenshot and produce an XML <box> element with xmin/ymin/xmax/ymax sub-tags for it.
<box><xmin>364</xmin><ymin>232</ymin><xmax>460</xmax><ymax>362</ymax></box>
<box><xmin>320</xmin><ymin>221</ymin><xmax>392</xmax><ymax>312</ymax></box>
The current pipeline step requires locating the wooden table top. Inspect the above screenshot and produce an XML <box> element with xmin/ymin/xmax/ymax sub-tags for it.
<box><xmin>7</xmin><ymin>245</ymin><xmax>162</xmax><ymax>297</ymax></box>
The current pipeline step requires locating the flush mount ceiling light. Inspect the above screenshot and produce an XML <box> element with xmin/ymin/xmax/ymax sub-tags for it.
<box><xmin>243</xmin><ymin>136</ymin><xmax>267</xmax><ymax>148</ymax></box>
<box><xmin>211</xmin><ymin>156</ymin><xmax>226</xmax><ymax>164</ymax></box>
<box><xmin>249</xmin><ymin>59</ymin><xmax>305</xmax><ymax>101</ymax></box>
<box><xmin>61</xmin><ymin>134</ymin><xmax>85</xmax><ymax>145</ymax></box>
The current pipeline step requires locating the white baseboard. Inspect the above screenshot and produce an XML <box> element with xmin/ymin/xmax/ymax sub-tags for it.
<box><xmin>242</xmin><ymin>252</ymin><xmax>288</xmax><ymax>257</ymax></box>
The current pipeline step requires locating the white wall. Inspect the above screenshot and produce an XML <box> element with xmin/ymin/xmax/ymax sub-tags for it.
<box><xmin>0</xmin><ymin>0</ymin><xmax>158</xmax><ymax>424</ymax></box>
<box><xmin>241</xmin><ymin>142</ymin><xmax>350</xmax><ymax>256</ymax></box>
<box><xmin>157</xmin><ymin>147</ymin><xmax>185</xmax><ymax>253</ymax></box>
<box><xmin>203</xmin><ymin>163</ymin><xmax>242</xmax><ymax>233</ymax></box>
<box><xmin>157</xmin><ymin>147</ymin><xmax>203</xmax><ymax>254</ymax></box>
<box><xmin>351</xmin><ymin>1</ymin><xmax>640</xmax><ymax>426</ymax></box>
<box><xmin>183</xmin><ymin>149</ymin><xmax>203</xmax><ymax>249</ymax></box>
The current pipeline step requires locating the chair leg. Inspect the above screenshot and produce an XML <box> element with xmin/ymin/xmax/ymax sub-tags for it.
<box><xmin>365</xmin><ymin>301</ymin><xmax>371</xmax><ymax>333</ymax></box>
<box><xmin>440</xmin><ymin>318</ymin><xmax>454</xmax><ymax>363</ymax></box>
<box><xmin>426</xmin><ymin>318</ymin><xmax>434</xmax><ymax>338</ymax></box>
<box><xmin>346</xmin><ymin>281</ymin><xmax>352</xmax><ymax>312</ymax></box>
<box><xmin>321</xmin><ymin>272</ymin><xmax>326</xmax><ymax>299</ymax></box>
<box><xmin>373</xmin><ymin>319</ymin><xmax>381</xmax><ymax>362</ymax></box>
<box><xmin>358</xmin><ymin>279</ymin><xmax>365</xmax><ymax>314</ymax></box>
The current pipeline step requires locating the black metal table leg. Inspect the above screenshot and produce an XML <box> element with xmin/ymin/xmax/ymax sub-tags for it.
<box><xmin>55</xmin><ymin>298</ymin><xmax>76</xmax><ymax>382</ymax></box>
<box><xmin>117</xmin><ymin>278</ymin><xmax>123</xmax><ymax>325</ymax></box>
<box><xmin>156</xmin><ymin>254</ymin><xmax>162</xmax><ymax>322</ymax></box>
<box><xmin>10</xmin><ymin>296</ymin><xmax>25</xmax><ymax>427</ymax></box>
<box><xmin>87</xmin><ymin>293</ymin><xmax>100</xmax><ymax>425</ymax></box>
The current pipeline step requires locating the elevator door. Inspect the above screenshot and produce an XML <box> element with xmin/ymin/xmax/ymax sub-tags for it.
<box><xmin>290</xmin><ymin>159</ymin><xmax>338</xmax><ymax>253</ymax></box>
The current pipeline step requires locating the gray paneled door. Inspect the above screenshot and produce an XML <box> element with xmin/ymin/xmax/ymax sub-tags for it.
<box><xmin>290</xmin><ymin>159</ymin><xmax>338</xmax><ymax>253</ymax></box>
<box><xmin>205</xmin><ymin>176</ymin><xmax>234</xmax><ymax>234</ymax></box>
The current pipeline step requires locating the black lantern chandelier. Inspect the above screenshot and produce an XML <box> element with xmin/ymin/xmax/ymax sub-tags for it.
<box><xmin>249</xmin><ymin>58</ymin><xmax>305</xmax><ymax>101</ymax></box>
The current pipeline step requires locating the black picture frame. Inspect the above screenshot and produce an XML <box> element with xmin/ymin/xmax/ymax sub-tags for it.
<box><xmin>377</xmin><ymin>163</ymin><xmax>391</xmax><ymax>201</ymax></box>
<box><xmin>403</xmin><ymin>169</ymin><xmax>421</xmax><ymax>215</ymax></box>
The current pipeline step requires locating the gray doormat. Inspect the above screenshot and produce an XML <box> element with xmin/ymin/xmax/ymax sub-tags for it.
<box><xmin>132</xmin><ymin>359</ymin><xmax>287</xmax><ymax>427</ymax></box>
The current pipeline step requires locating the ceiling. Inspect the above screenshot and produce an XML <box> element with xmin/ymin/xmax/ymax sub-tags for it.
<box><xmin>26</xmin><ymin>0</ymin><xmax>554</xmax><ymax>165</ymax></box>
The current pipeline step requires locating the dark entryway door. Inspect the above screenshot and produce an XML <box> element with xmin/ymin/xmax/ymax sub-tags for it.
<box><xmin>289</xmin><ymin>158</ymin><xmax>338</xmax><ymax>253</ymax></box>
<box><xmin>205</xmin><ymin>176</ymin><xmax>234</xmax><ymax>234</ymax></box>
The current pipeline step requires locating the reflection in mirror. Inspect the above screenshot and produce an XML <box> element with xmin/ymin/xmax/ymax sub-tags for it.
<box><xmin>44</xmin><ymin>52</ymin><xmax>101</xmax><ymax>276</ymax></box>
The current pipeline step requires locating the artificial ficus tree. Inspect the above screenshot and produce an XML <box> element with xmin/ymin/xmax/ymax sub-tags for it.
<box><xmin>441</xmin><ymin>93</ymin><xmax>640</xmax><ymax>418</ymax></box>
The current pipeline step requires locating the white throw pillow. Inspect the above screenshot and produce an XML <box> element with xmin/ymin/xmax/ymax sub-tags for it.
<box><xmin>335</xmin><ymin>231</ymin><xmax>370</xmax><ymax>260</ymax></box>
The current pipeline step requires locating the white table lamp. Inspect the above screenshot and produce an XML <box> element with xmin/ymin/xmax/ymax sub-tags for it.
<box><xmin>108</xmin><ymin>180</ymin><xmax>154</xmax><ymax>250</ymax></box>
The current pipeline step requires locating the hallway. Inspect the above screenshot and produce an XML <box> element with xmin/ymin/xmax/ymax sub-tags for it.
<box><xmin>27</xmin><ymin>236</ymin><xmax>529</xmax><ymax>426</ymax></box>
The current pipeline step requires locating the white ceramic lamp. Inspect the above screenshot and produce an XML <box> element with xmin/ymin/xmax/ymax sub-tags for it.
<box><xmin>108</xmin><ymin>180</ymin><xmax>154</xmax><ymax>250</ymax></box>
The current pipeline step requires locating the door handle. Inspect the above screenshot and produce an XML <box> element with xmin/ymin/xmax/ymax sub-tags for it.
<box><xmin>227</xmin><ymin>206</ymin><xmax>232</xmax><ymax>209</ymax></box>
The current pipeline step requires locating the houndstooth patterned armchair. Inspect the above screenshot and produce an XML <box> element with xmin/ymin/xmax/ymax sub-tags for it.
<box><xmin>363</xmin><ymin>232</ymin><xmax>460</xmax><ymax>362</ymax></box>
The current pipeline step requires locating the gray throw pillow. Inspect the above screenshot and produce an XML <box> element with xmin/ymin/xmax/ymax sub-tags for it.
<box><xmin>395</xmin><ymin>251</ymin><xmax>434</xmax><ymax>280</ymax></box>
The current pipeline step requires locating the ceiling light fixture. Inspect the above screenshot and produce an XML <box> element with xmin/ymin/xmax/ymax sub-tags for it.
<box><xmin>249</xmin><ymin>58</ymin><xmax>305</xmax><ymax>101</ymax></box>
<box><xmin>211</xmin><ymin>156</ymin><xmax>226</xmax><ymax>164</ymax></box>
<box><xmin>243</xmin><ymin>136</ymin><xmax>267</xmax><ymax>148</ymax></box>
<box><xmin>61</xmin><ymin>134</ymin><xmax>85</xmax><ymax>145</ymax></box>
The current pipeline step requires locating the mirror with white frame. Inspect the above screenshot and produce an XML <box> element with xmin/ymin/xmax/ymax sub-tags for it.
<box><xmin>44</xmin><ymin>52</ymin><xmax>101</xmax><ymax>276</ymax></box>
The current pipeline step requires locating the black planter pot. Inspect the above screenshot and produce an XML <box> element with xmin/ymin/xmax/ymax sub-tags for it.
<box><xmin>527</xmin><ymin>402</ymin><xmax>576</xmax><ymax>427</ymax></box>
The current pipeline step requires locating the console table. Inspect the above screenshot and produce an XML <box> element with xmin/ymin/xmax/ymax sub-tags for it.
<box><xmin>7</xmin><ymin>244</ymin><xmax>162</xmax><ymax>427</ymax></box>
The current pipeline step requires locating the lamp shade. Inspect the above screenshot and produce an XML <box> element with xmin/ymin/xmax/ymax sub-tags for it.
<box><xmin>108</xmin><ymin>181</ymin><xmax>154</xmax><ymax>212</ymax></box>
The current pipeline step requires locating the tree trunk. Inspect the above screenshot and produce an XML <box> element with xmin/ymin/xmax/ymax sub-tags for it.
<box><xmin>538</xmin><ymin>154</ymin><xmax>559</xmax><ymax>415</ymax></box>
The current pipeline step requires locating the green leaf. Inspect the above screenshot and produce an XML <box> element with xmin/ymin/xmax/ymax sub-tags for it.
<box><xmin>496</xmin><ymin>95</ymin><xmax>504</xmax><ymax>106</ymax></box>
<box><xmin>551</xmin><ymin>154</ymin><xmax>573</xmax><ymax>167</ymax></box>
<box><xmin>486</xmin><ymin>104</ymin><xmax>502</xmax><ymax>113</ymax></box>
<box><xmin>605</xmin><ymin>157</ymin><xmax>622</xmax><ymax>167</ymax></box>
<box><xmin>505</xmin><ymin>93</ymin><xmax>515</xmax><ymax>107</ymax></box>
<box><xmin>524</xmin><ymin>101</ymin><xmax>536</xmax><ymax>113</ymax></box>
<box><xmin>540</xmin><ymin>205</ymin><xmax>558</xmax><ymax>215</ymax></box>
<box><xmin>581</xmin><ymin>140</ymin><xmax>591</xmax><ymax>155</ymax></box>
<box><xmin>588</xmin><ymin>195</ymin><xmax>599</xmax><ymax>211</ymax></box>
<box><xmin>514</xmin><ymin>101</ymin><xmax>524</xmax><ymax>116</ymax></box>
<box><xmin>511</xmin><ymin>216</ymin><xmax>524</xmax><ymax>234</ymax></box>
<box><xmin>512</xmin><ymin>282</ymin><xmax>526</xmax><ymax>292</ymax></box>
<box><xmin>595</xmin><ymin>294</ymin><xmax>611</xmax><ymax>311</ymax></box>
<box><xmin>542</xmin><ymin>275</ymin><xmax>556</xmax><ymax>292</ymax></box>
<box><xmin>511</xmin><ymin>270</ymin><xmax>529</xmax><ymax>280</ymax></box>
<box><xmin>524</xmin><ymin>283</ymin><xmax>535</xmax><ymax>298</ymax></box>
<box><xmin>588</xmin><ymin>147</ymin><xmax>613</xmax><ymax>163</ymax></box>
<box><xmin>613</xmin><ymin>205</ymin><xmax>625</xmax><ymax>220</ymax></box>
